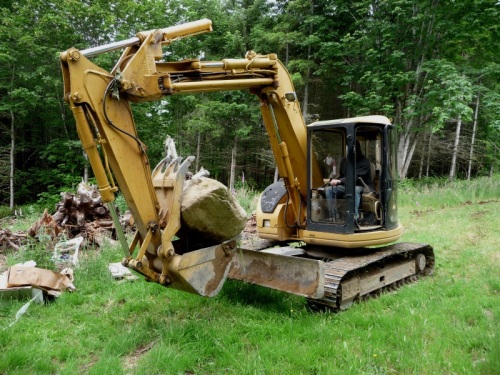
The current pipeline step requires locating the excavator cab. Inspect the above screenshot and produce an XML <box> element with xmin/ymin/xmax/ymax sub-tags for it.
<box><xmin>307</xmin><ymin>116</ymin><xmax>398</xmax><ymax>235</ymax></box>
<box><xmin>257</xmin><ymin>115</ymin><xmax>402</xmax><ymax>248</ymax></box>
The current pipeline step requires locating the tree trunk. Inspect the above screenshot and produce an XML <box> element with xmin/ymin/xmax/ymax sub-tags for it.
<box><xmin>302</xmin><ymin>67</ymin><xmax>310</xmax><ymax>119</ymax></box>
<box><xmin>397</xmin><ymin>117</ymin><xmax>414</xmax><ymax>179</ymax></box>
<box><xmin>196</xmin><ymin>131</ymin><xmax>201</xmax><ymax>172</ymax></box>
<box><xmin>58</xmin><ymin>93</ymin><xmax>70</xmax><ymax>139</ymax></box>
<box><xmin>229</xmin><ymin>135</ymin><xmax>237</xmax><ymax>192</ymax></box>
<box><xmin>9</xmin><ymin>110</ymin><xmax>15</xmax><ymax>211</ymax></box>
<box><xmin>466</xmin><ymin>93</ymin><xmax>480</xmax><ymax>180</ymax></box>
<box><xmin>83</xmin><ymin>152</ymin><xmax>89</xmax><ymax>184</ymax></box>
<box><xmin>449</xmin><ymin>116</ymin><xmax>462</xmax><ymax>180</ymax></box>
<box><xmin>397</xmin><ymin>121</ymin><xmax>419</xmax><ymax>179</ymax></box>
<box><xmin>396</xmin><ymin>5</ymin><xmax>436</xmax><ymax>179</ymax></box>
<box><xmin>426</xmin><ymin>133</ymin><xmax>432</xmax><ymax>177</ymax></box>
<box><xmin>301</xmin><ymin>1</ymin><xmax>314</xmax><ymax>120</ymax></box>
<box><xmin>402</xmin><ymin>137</ymin><xmax>417</xmax><ymax>178</ymax></box>
<box><xmin>418</xmin><ymin>133</ymin><xmax>427</xmax><ymax>179</ymax></box>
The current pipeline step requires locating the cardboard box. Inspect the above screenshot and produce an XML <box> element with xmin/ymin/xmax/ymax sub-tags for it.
<box><xmin>7</xmin><ymin>266</ymin><xmax>75</xmax><ymax>292</ymax></box>
<box><xmin>0</xmin><ymin>271</ymin><xmax>44</xmax><ymax>303</ymax></box>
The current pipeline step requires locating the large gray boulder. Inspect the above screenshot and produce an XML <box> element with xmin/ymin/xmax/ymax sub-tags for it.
<box><xmin>179</xmin><ymin>177</ymin><xmax>247</xmax><ymax>246</ymax></box>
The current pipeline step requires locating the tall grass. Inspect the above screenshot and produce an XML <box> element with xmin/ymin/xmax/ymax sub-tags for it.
<box><xmin>399</xmin><ymin>175</ymin><xmax>500</xmax><ymax>209</ymax></box>
<box><xmin>234</xmin><ymin>186</ymin><xmax>260</xmax><ymax>215</ymax></box>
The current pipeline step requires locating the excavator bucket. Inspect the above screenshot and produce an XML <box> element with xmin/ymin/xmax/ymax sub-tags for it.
<box><xmin>165</xmin><ymin>237</ymin><xmax>238</xmax><ymax>297</ymax></box>
<box><xmin>123</xmin><ymin>151</ymin><xmax>242</xmax><ymax>297</ymax></box>
<box><xmin>124</xmin><ymin>235</ymin><xmax>238</xmax><ymax>297</ymax></box>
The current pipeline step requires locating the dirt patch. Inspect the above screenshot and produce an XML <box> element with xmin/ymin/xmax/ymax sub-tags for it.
<box><xmin>411</xmin><ymin>199</ymin><xmax>498</xmax><ymax>217</ymax></box>
<box><xmin>471</xmin><ymin>211</ymin><xmax>486</xmax><ymax>218</ymax></box>
<box><xmin>122</xmin><ymin>340</ymin><xmax>158</xmax><ymax>370</ymax></box>
<box><xmin>410</xmin><ymin>209</ymin><xmax>435</xmax><ymax>216</ymax></box>
<box><xmin>478</xmin><ymin>199</ymin><xmax>498</xmax><ymax>204</ymax></box>
<box><xmin>489</xmin><ymin>251</ymin><xmax>500</xmax><ymax>266</ymax></box>
<box><xmin>80</xmin><ymin>354</ymin><xmax>99</xmax><ymax>373</ymax></box>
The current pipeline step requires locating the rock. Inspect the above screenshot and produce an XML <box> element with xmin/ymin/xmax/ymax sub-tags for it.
<box><xmin>179</xmin><ymin>177</ymin><xmax>247</xmax><ymax>246</ymax></box>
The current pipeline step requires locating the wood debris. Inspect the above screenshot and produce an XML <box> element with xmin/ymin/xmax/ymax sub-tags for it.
<box><xmin>56</xmin><ymin>186</ymin><xmax>114</xmax><ymax>243</ymax></box>
<box><xmin>0</xmin><ymin>227</ymin><xmax>27</xmax><ymax>252</ymax></box>
<box><xmin>27</xmin><ymin>182</ymin><xmax>119</xmax><ymax>246</ymax></box>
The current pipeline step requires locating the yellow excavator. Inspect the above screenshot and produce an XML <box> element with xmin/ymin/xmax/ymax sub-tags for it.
<box><xmin>60</xmin><ymin>19</ymin><xmax>434</xmax><ymax>310</ymax></box>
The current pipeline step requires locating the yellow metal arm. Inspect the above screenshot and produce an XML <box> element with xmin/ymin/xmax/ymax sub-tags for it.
<box><xmin>60</xmin><ymin>19</ymin><xmax>322</xmax><ymax>293</ymax></box>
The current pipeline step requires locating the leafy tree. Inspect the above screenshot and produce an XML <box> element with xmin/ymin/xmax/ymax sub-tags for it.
<box><xmin>311</xmin><ymin>0</ymin><xmax>499</xmax><ymax>179</ymax></box>
<box><xmin>1</xmin><ymin>0</ymin><xmax>499</xmax><ymax>208</ymax></box>
<box><xmin>184</xmin><ymin>91</ymin><xmax>262</xmax><ymax>187</ymax></box>
<box><xmin>479</xmin><ymin>88</ymin><xmax>500</xmax><ymax>175</ymax></box>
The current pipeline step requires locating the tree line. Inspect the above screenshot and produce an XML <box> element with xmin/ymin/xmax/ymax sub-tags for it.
<box><xmin>0</xmin><ymin>0</ymin><xmax>499</xmax><ymax>209</ymax></box>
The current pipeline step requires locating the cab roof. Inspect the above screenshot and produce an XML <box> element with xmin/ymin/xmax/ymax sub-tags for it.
<box><xmin>307</xmin><ymin>115</ymin><xmax>391</xmax><ymax>128</ymax></box>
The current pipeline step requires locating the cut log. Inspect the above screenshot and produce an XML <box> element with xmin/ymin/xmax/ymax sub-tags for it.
<box><xmin>62</xmin><ymin>192</ymin><xmax>74</xmax><ymax>209</ymax></box>
<box><xmin>0</xmin><ymin>228</ymin><xmax>27</xmax><ymax>252</ymax></box>
<box><xmin>178</xmin><ymin>177</ymin><xmax>247</xmax><ymax>247</ymax></box>
<box><xmin>94</xmin><ymin>206</ymin><xmax>107</xmax><ymax>216</ymax></box>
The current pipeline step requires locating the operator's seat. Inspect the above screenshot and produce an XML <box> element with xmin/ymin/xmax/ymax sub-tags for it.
<box><xmin>360</xmin><ymin>162</ymin><xmax>381</xmax><ymax>221</ymax></box>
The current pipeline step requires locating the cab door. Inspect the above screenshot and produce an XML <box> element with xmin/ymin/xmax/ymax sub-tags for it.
<box><xmin>307</xmin><ymin>123</ymin><xmax>355</xmax><ymax>234</ymax></box>
<box><xmin>382</xmin><ymin>124</ymin><xmax>398</xmax><ymax>230</ymax></box>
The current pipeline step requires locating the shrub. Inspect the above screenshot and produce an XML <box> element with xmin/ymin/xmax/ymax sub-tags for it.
<box><xmin>0</xmin><ymin>205</ymin><xmax>12</xmax><ymax>219</ymax></box>
<box><xmin>234</xmin><ymin>186</ymin><xmax>259</xmax><ymax>215</ymax></box>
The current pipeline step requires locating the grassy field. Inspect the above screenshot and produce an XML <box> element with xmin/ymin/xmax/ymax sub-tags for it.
<box><xmin>0</xmin><ymin>177</ymin><xmax>499</xmax><ymax>374</ymax></box>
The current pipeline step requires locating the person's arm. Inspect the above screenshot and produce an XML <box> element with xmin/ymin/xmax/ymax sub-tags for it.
<box><xmin>330</xmin><ymin>158</ymin><xmax>346</xmax><ymax>186</ymax></box>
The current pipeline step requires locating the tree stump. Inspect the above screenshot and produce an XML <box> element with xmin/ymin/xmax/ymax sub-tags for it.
<box><xmin>30</xmin><ymin>182</ymin><xmax>117</xmax><ymax>245</ymax></box>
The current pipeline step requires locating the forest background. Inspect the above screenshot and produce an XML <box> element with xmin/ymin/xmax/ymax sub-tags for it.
<box><xmin>0</xmin><ymin>0</ymin><xmax>499</xmax><ymax>210</ymax></box>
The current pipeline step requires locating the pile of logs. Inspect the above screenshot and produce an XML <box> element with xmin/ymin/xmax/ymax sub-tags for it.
<box><xmin>28</xmin><ymin>182</ymin><xmax>118</xmax><ymax>245</ymax></box>
<box><xmin>0</xmin><ymin>183</ymin><xmax>121</xmax><ymax>255</ymax></box>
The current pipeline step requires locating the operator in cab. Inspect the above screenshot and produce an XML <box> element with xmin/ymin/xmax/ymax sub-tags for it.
<box><xmin>326</xmin><ymin>140</ymin><xmax>374</xmax><ymax>222</ymax></box>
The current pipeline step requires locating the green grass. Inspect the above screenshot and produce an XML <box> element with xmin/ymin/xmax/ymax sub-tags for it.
<box><xmin>398</xmin><ymin>175</ymin><xmax>500</xmax><ymax>208</ymax></box>
<box><xmin>0</xmin><ymin>177</ymin><xmax>499</xmax><ymax>374</ymax></box>
<box><xmin>234</xmin><ymin>185</ymin><xmax>260</xmax><ymax>215</ymax></box>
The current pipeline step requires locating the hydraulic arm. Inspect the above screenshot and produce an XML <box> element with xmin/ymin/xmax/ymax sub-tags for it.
<box><xmin>60</xmin><ymin>19</ymin><xmax>321</xmax><ymax>295</ymax></box>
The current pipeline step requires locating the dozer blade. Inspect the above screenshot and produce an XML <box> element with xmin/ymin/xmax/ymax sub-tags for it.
<box><xmin>229</xmin><ymin>248</ymin><xmax>325</xmax><ymax>299</ymax></box>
